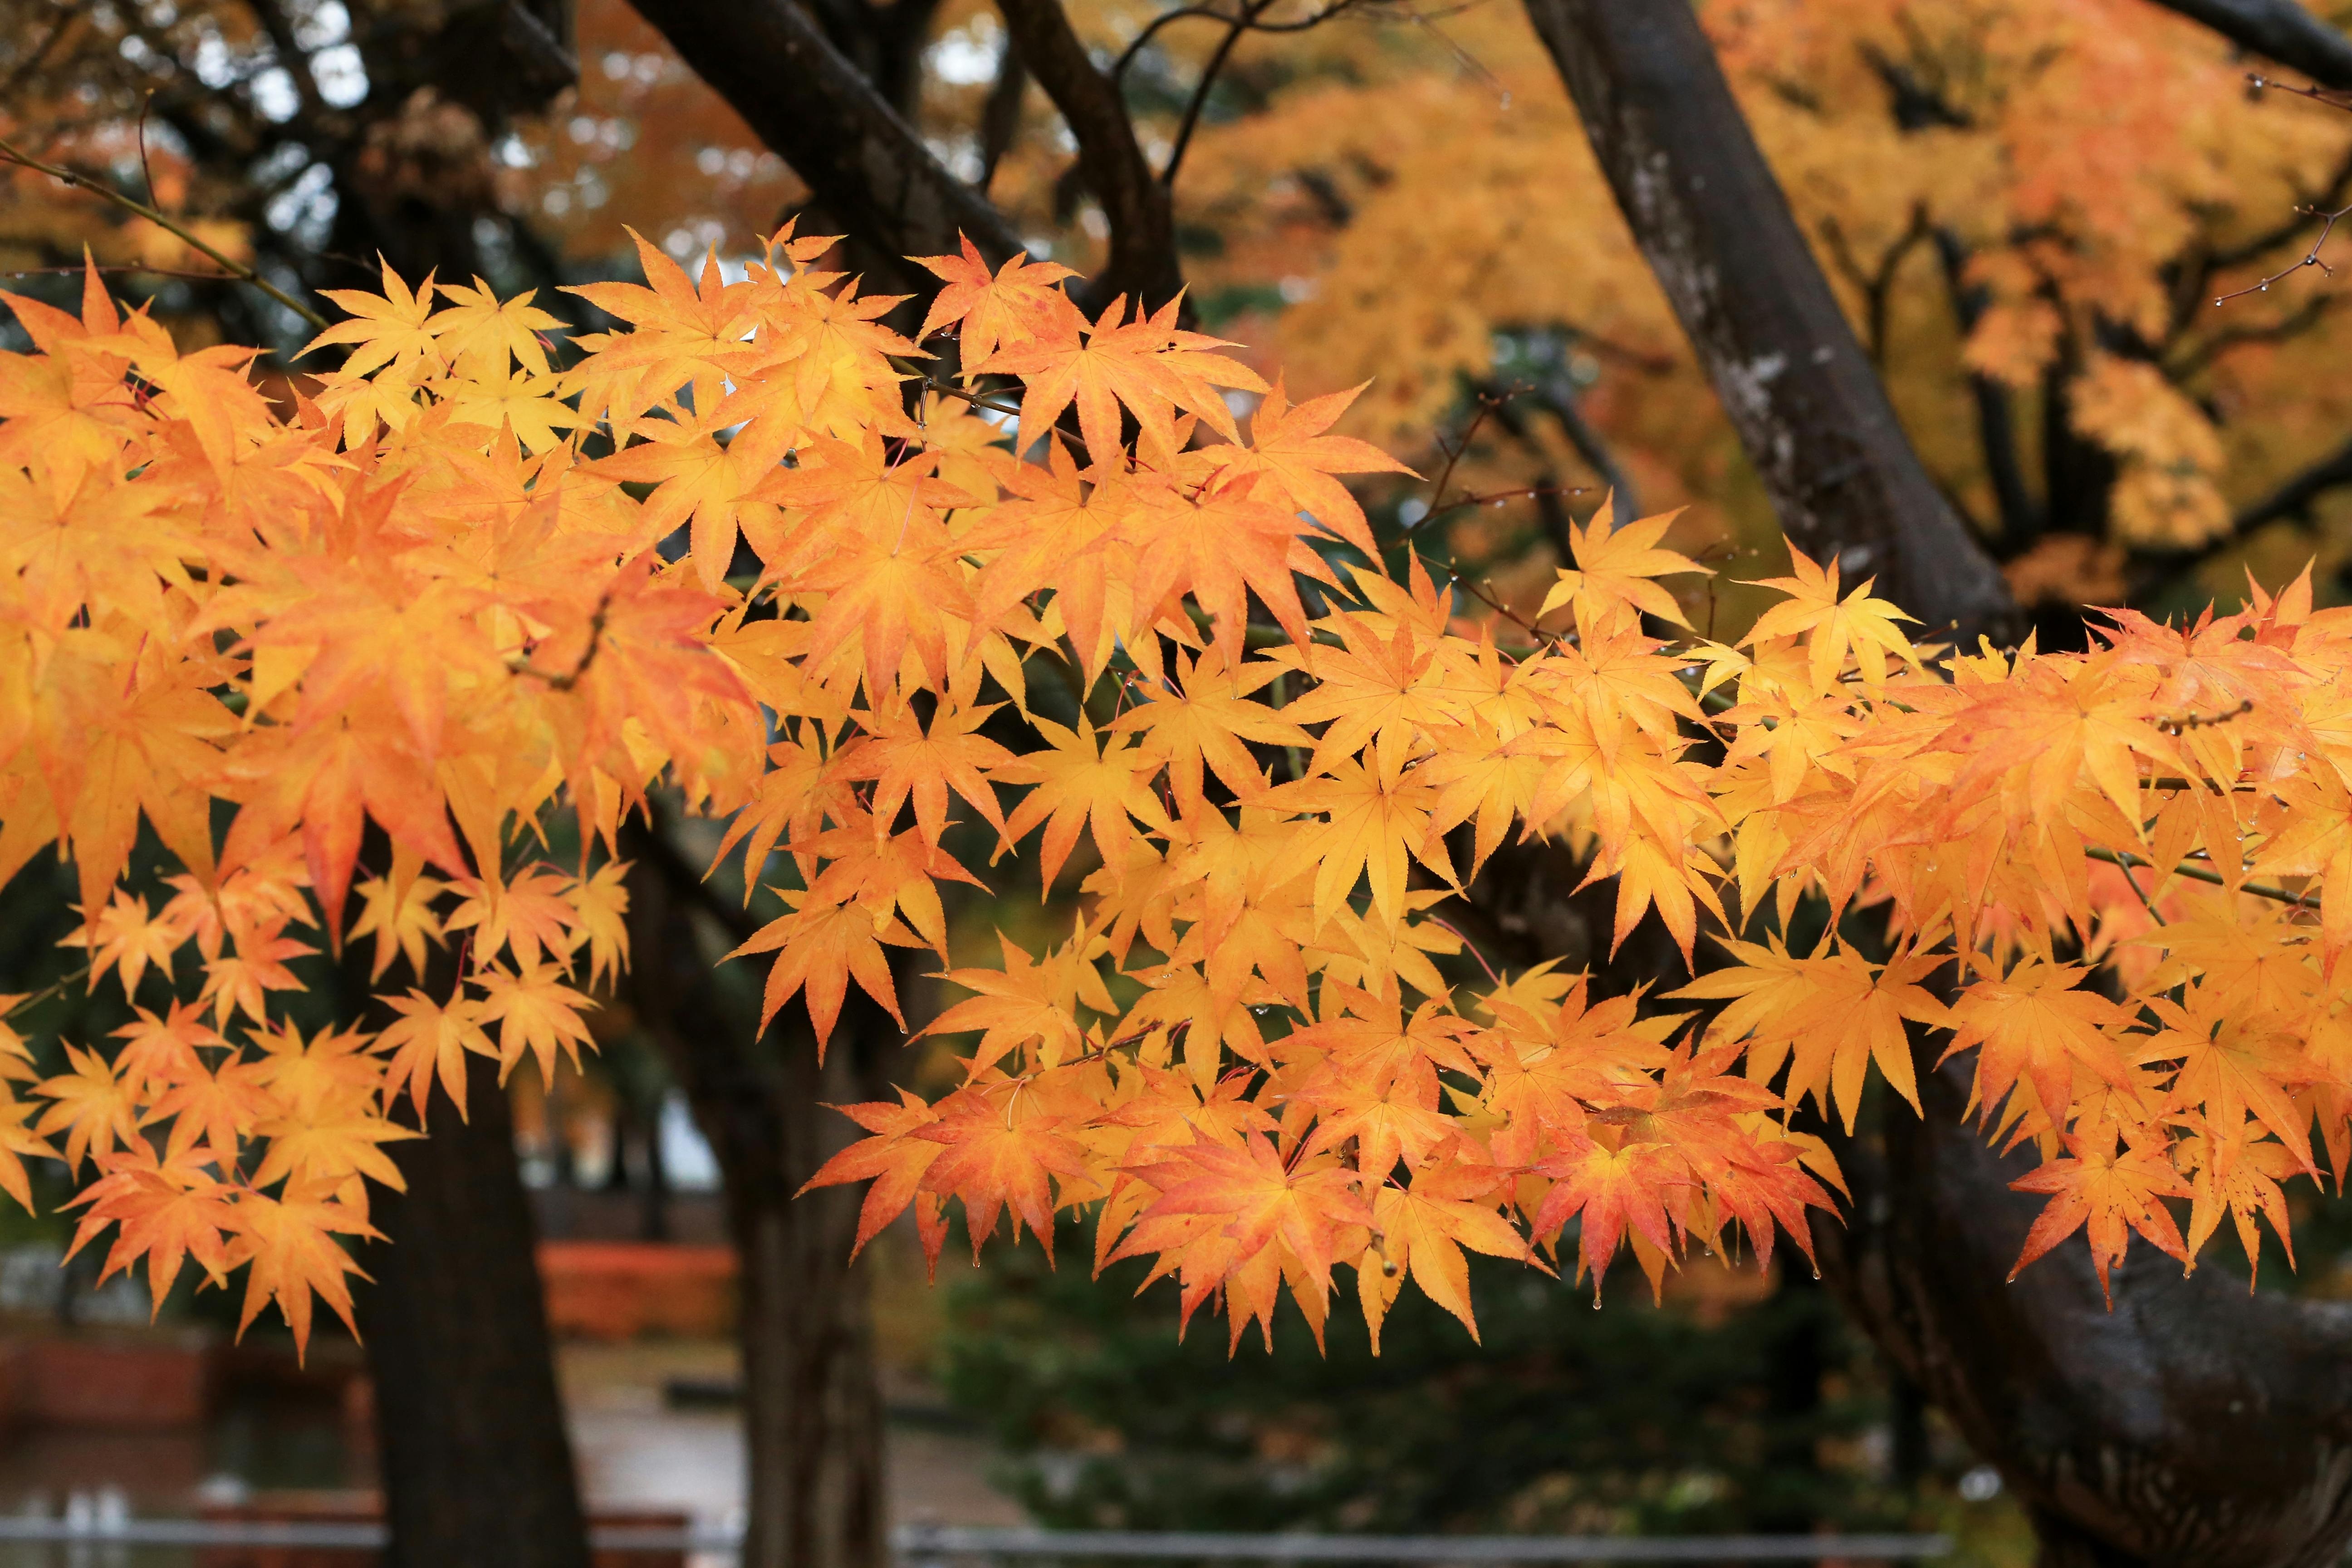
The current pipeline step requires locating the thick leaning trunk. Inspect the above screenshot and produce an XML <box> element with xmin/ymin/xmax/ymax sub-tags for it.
<box><xmin>1819</xmin><ymin>1054</ymin><xmax>2352</xmax><ymax>1568</ymax></box>
<box><xmin>356</xmin><ymin>1050</ymin><xmax>593</xmax><ymax>1568</ymax></box>
<box><xmin>1521</xmin><ymin>0</ymin><xmax>2016</xmax><ymax>641</ymax></box>
<box><xmin>622</xmin><ymin>823</ymin><xmax>896</xmax><ymax>1568</ymax></box>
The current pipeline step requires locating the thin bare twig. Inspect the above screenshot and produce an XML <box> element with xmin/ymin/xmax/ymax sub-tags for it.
<box><xmin>2213</xmin><ymin>199</ymin><xmax>2352</xmax><ymax>304</ymax></box>
<box><xmin>0</xmin><ymin>132</ymin><xmax>326</xmax><ymax>330</ymax></box>
<box><xmin>1113</xmin><ymin>0</ymin><xmax>1364</xmax><ymax>86</ymax></box>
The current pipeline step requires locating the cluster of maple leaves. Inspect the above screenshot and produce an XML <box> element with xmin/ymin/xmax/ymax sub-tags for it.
<box><xmin>0</xmin><ymin>225</ymin><xmax>2345</xmax><ymax>1355</ymax></box>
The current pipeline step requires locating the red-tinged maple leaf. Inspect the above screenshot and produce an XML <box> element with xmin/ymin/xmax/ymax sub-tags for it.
<box><xmin>66</xmin><ymin>1147</ymin><xmax>238</xmax><ymax>1309</ymax></box>
<box><xmin>34</xmin><ymin>1044</ymin><xmax>141</xmax><ymax>1174</ymax></box>
<box><xmin>725</xmin><ymin>891</ymin><xmax>915</xmax><ymax>1049</ymax></box>
<box><xmin>110</xmin><ymin>1001</ymin><xmax>223</xmax><ymax>1095</ymax></box>
<box><xmin>446</xmin><ymin>864</ymin><xmax>581</xmax><ymax>974</ymax></box>
<box><xmin>1363</xmin><ymin>1154</ymin><xmax>1526</xmax><ymax>1341</ymax></box>
<box><xmin>1530</xmin><ymin>1128</ymin><xmax>1690</xmax><ymax>1303</ymax></box>
<box><xmin>838</xmin><ymin>699</ymin><xmax>1013</xmax><ymax>847</ymax></box>
<box><xmin>799</xmin><ymin>1089</ymin><xmax>946</xmax><ymax>1259</ymax></box>
<box><xmin>924</xmin><ymin>932</ymin><xmax>1104</xmax><ymax>1075</ymax></box>
<box><xmin>914</xmin><ymin>237</ymin><xmax>1083</xmax><ymax>366</ymax></box>
<box><xmin>988</xmin><ymin>292</ymin><xmax>1266</xmax><ymax>467</ymax></box>
<box><xmin>228</xmin><ymin>1181</ymin><xmax>381</xmax><ymax>1361</ymax></box>
<box><xmin>1940</xmin><ymin>959</ymin><xmax>2143</xmax><ymax>1135</ymax></box>
<box><xmin>2009</xmin><ymin>1123</ymin><xmax>2191</xmax><ymax>1303</ymax></box>
<box><xmin>63</xmin><ymin>891</ymin><xmax>188</xmax><ymax>1000</ymax></box>
<box><xmin>474</xmin><ymin>960</ymin><xmax>599</xmax><ymax>1084</ymax></box>
<box><xmin>916</xmin><ymin>1091</ymin><xmax>1091</xmax><ymax>1258</ymax></box>
<box><xmin>376</xmin><ymin>990</ymin><xmax>499</xmax><ymax>1121</ymax></box>
<box><xmin>1117</xmin><ymin>1132</ymin><xmax>1373</xmax><ymax>1305</ymax></box>
<box><xmin>144</xmin><ymin>1050</ymin><xmax>276</xmax><ymax>1170</ymax></box>
<box><xmin>990</xmin><ymin>716</ymin><xmax>1172</xmax><ymax>889</ymax></box>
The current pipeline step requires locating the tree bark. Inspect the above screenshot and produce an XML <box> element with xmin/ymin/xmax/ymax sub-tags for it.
<box><xmin>2151</xmin><ymin>0</ymin><xmax>2352</xmax><ymax>88</ymax></box>
<box><xmin>1818</xmin><ymin>1053</ymin><xmax>2352</xmax><ymax>1568</ymax></box>
<box><xmin>356</xmin><ymin>1051</ymin><xmax>592</xmax><ymax>1568</ymax></box>
<box><xmin>1520</xmin><ymin>0</ymin><xmax>2018</xmax><ymax>641</ymax></box>
<box><xmin>623</xmin><ymin>0</ymin><xmax>1026</xmax><ymax>290</ymax></box>
<box><xmin>622</xmin><ymin>819</ymin><xmax>899</xmax><ymax>1568</ymax></box>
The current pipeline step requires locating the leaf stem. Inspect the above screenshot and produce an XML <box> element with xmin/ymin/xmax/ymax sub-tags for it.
<box><xmin>0</xmin><ymin>132</ymin><xmax>327</xmax><ymax>331</ymax></box>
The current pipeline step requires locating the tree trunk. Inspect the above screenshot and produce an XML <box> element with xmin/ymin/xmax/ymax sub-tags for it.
<box><xmin>1818</xmin><ymin>1053</ymin><xmax>2352</xmax><ymax>1568</ymax></box>
<box><xmin>622</xmin><ymin>819</ymin><xmax>897</xmax><ymax>1568</ymax></box>
<box><xmin>1520</xmin><ymin>0</ymin><xmax>2017</xmax><ymax>641</ymax></box>
<box><xmin>356</xmin><ymin>1050</ymin><xmax>592</xmax><ymax>1568</ymax></box>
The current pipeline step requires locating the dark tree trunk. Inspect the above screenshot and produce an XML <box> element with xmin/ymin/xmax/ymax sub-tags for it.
<box><xmin>356</xmin><ymin>1051</ymin><xmax>592</xmax><ymax>1568</ymax></box>
<box><xmin>1519</xmin><ymin>10</ymin><xmax>2352</xmax><ymax>1566</ymax></box>
<box><xmin>1520</xmin><ymin>0</ymin><xmax>2018</xmax><ymax>642</ymax></box>
<box><xmin>622</xmin><ymin>820</ymin><xmax>898</xmax><ymax>1568</ymax></box>
<box><xmin>624</xmin><ymin>0</ymin><xmax>1025</xmax><ymax>294</ymax></box>
<box><xmin>2151</xmin><ymin>0</ymin><xmax>2352</xmax><ymax>87</ymax></box>
<box><xmin>1819</xmin><ymin>1054</ymin><xmax>2352</xmax><ymax>1568</ymax></box>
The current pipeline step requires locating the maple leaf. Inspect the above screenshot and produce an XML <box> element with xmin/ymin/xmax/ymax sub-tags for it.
<box><xmin>988</xmin><ymin>292</ymin><xmax>1267</xmax><ymax>466</ymax></box>
<box><xmin>1362</xmin><ymin>1154</ymin><xmax>1525</xmax><ymax>1341</ymax></box>
<box><xmin>144</xmin><ymin>1051</ymin><xmax>275</xmax><ymax>1170</ymax></box>
<box><xmin>1742</xmin><ymin>545</ymin><xmax>1921</xmax><ymax>692</ymax></box>
<box><xmin>1111</xmin><ymin>649</ymin><xmax>1310</xmax><ymax>816</ymax></box>
<box><xmin>229</xmin><ymin>1181</ymin><xmax>380</xmax><ymax>1360</ymax></box>
<box><xmin>446</xmin><ymin>865</ymin><xmax>582</xmax><ymax>973</ymax></box>
<box><xmin>2008</xmin><ymin>1124</ymin><xmax>2191</xmax><ymax>1303</ymax></box>
<box><xmin>304</xmin><ymin>261</ymin><xmax>440</xmax><ymax>380</ymax></box>
<box><xmin>1530</xmin><ymin>1127</ymin><xmax>1687</xmax><ymax>1304</ymax></box>
<box><xmin>66</xmin><ymin>1148</ymin><xmax>238</xmax><ymax>1309</ymax></box>
<box><xmin>567</xmin><ymin>862</ymin><xmax>633</xmax><ymax>992</ymax></box>
<box><xmin>1538</xmin><ymin>496</ymin><xmax>1708</xmax><ymax>634</ymax></box>
<box><xmin>725</xmin><ymin>891</ymin><xmax>914</xmax><ymax>1049</ymax></box>
<box><xmin>347</xmin><ymin>866</ymin><xmax>449</xmax><ymax>983</ymax></box>
<box><xmin>1262</xmin><ymin>760</ymin><xmax>1454</xmax><ymax>930</ymax></box>
<box><xmin>1939</xmin><ymin>959</ymin><xmax>2141</xmax><ymax>1134</ymax></box>
<box><xmin>838</xmin><ymin>700</ymin><xmax>1013</xmax><ymax>848</ymax></box>
<box><xmin>916</xmin><ymin>1089</ymin><xmax>1091</xmax><ymax>1258</ymax></box>
<box><xmin>64</xmin><ymin>891</ymin><xmax>188</xmax><ymax>1000</ymax></box>
<box><xmin>475</xmin><ymin>961</ymin><xmax>600</xmax><ymax>1084</ymax></box>
<box><xmin>798</xmin><ymin>1090</ymin><xmax>946</xmax><ymax>1259</ymax></box>
<box><xmin>0</xmin><ymin>1088</ymin><xmax>60</xmax><ymax>1211</ymax></box>
<box><xmin>914</xmin><ymin>237</ymin><xmax>1082</xmax><ymax>366</ymax></box>
<box><xmin>1204</xmin><ymin>376</ymin><xmax>1414</xmax><ymax>559</ymax></box>
<box><xmin>34</xmin><ymin>1044</ymin><xmax>141</xmax><ymax>1174</ymax></box>
<box><xmin>990</xmin><ymin>717</ymin><xmax>1173</xmax><ymax>889</ymax></box>
<box><xmin>376</xmin><ymin>990</ymin><xmax>499</xmax><ymax>1121</ymax></box>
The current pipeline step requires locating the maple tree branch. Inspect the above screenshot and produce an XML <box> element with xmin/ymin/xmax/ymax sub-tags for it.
<box><xmin>0</xmin><ymin>133</ymin><xmax>327</xmax><ymax>331</ymax></box>
<box><xmin>623</xmin><ymin>0</ymin><xmax>1025</xmax><ymax>281</ymax></box>
<box><xmin>1110</xmin><ymin>0</ymin><xmax>1364</xmax><ymax>87</ymax></box>
<box><xmin>2211</xmin><ymin>196</ymin><xmax>2352</xmax><ymax>304</ymax></box>
<box><xmin>1160</xmin><ymin>0</ymin><xmax>1278</xmax><ymax>189</ymax></box>
<box><xmin>1522</xmin><ymin>0</ymin><xmax>2019</xmax><ymax>643</ymax></box>
<box><xmin>2151</xmin><ymin>0</ymin><xmax>2352</xmax><ymax>88</ymax></box>
<box><xmin>996</xmin><ymin>0</ymin><xmax>1185</xmax><ymax>314</ymax></box>
<box><xmin>2083</xmin><ymin>845</ymin><xmax>2301</xmax><ymax>907</ymax></box>
<box><xmin>2233</xmin><ymin>427</ymin><xmax>2352</xmax><ymax>532</ymax></box>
